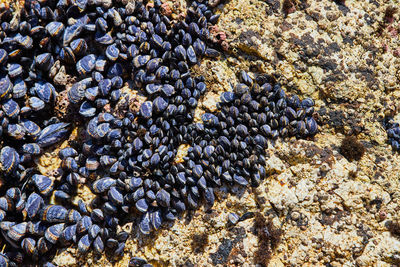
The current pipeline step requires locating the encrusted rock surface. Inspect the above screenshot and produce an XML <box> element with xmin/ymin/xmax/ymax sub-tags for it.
<box><xmin>45</xmin><ymin>0</ymin><xmax>400</xmax><ymax>266</ymax></box>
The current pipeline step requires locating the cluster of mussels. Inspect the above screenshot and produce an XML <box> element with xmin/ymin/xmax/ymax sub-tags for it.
<box><xmin>0</xmin><ymin>0</ymin><xmax>318</xmax><ymax>265</ymax></box>
<box><xmin>386</xmin><ymin>120</ymin><xmax>400</xmax><ymax>151</ymax></box>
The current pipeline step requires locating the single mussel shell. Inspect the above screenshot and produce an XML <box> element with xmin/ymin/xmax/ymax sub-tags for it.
<box><xmin>67</xmin><ymin>209</ymin><xmax>82</xmax><ymax>224</ymax></box>
<box><xmin>135</xmin><ymin>198</ymin><xmax>148</xmax><ymax>213</ymax></box>
<box><xmin>7</xmin><ymin>63</ymin><xmax>23</xmax><ymax>79</ymax></box>
<box><xmin>76</xmin><ymin>215</ymin><xmax>92</xmax><ymax>236</ymax></box>
<box><xmin>92</xmin><ymin>177</ymin><xmax>116</xmax><ymax>193</ymax></box>
<box><xmin>105</xmin><ymin>44</ymin><xmax>119</xmax><ymax>61</ymax></box>
<box><xmin>88</xmin><ymin>224</ymin><xmax>100</xmax><ymax>239</ymax></box>
<box><xmin>7</xmin><ymin>124</ymin><xmax>26</xmax><ymax>140</ymax></box>
<box><xmin>63</xmin><ymin>22</ymin><xmax>84</xmax><ymax>46</ymax></box>
<box><xmin>5</xmin><ymin>188</ymin><xmax>20</xmax><ymax>201</ymax></box>
<box><xmin>46</xmin><ymin>21</ymin><xmax>64</xmax><ymax>38</ymax></box>
<box><xmin>76</xmin><ymin>54</ymin><xmax>96</xmax><ymax>76</ymax></box>
<box><xmin>45</xmin><ymin>223</ymin><xmax>65</xmax><ymax>244</ymax></box>
<box><xmin>150</xmin><ymin>210</ymin><xmax>162</xmax><ymax>231</ymax></box>
<box><xmin>17</xmin><ymin>35</ymin><xmax>33</xmax><ymax>50</ymax></box>
<box><xmin>139</xmin><ymin>101</ymin><xmax>153</xmax><ymax>119</ymax></box>
<box><xmin>2</xmin><ymin>98</ymin><xmax>20</xmax><ymax>119</ymax></box>
<box><xmin>93</xmin><ymin>236</ymin><xmax>104</xmax><ymax>254</ymax></box>
<box><xmin>0</xmin><ymin>49</ymin><xmax>8</xmax><ymax>65</ymax></box>
<box><xmin>108</xmin><ymin>187</ymin><xmax>123</xmax><ymax>205</ymax></box>
<box><xmin>139</xmin><ymin>212</ymin><xmax>151</xmax><ymax>235</ymax></box>
<box><xmin>0</xmin><ymin>197</ymin><xmax>13</xmax><ymax>212</ymax></box>
<box><xmin>146</xmin><ymin>58</ymin><xmax>161</xmax><ymax>73</ymax></box>
<box><xmin>59</xmin><ymin>47</ymin><xmax>76</xmax><ymax>64</ymax></box>
<box><xmin>70</xmin><ymin>38</ymin><xmax>87</xmax><ymax>56</ymax></box>
<box><xmin>41</xmin><ymin>205</ymin><xmax>68</xmax><ymax>223</ymax></box>
<box><xmin>59</xmin><ymin>147</ymin><xmax>78</xmax><ymax>160</ymax></box>
<box><xmin>68</xmin><ymin>81</ymin><xmax>87</xmax><ymax>104</ymax></box>
<box><xmin>78</xmin><ymin>234</ymin><xmax>91</xmax><ymax>254</ymax></box>
<box><xmin>7</xmin><ymin>222</ymin><xmax>27</xmax><ymax>242</ymax></box>
<box><xmin>37</xmin><ymin>237</ymin><xmax>53</xmax><ymax>254</ymax></box>
<box><xmin>306</xmin><ymin>117</ymin><xmax>318</xmax><ymax>135</ymax></box>
<box><xmin>62</xmin><ymin>224</ymin><xmax>77</xmax><ymax>243</ymax></box>
<box><xmin>27</xmin><ymin>95</ymin><xmax>44</xmax><ymax>111</ymax></box>
<box><xmin>36</xmin><ymin>123</ymin><xmax>70</xmax><ymax>148</ymax></box>
<box><xmin>12</xmin><ymin>79</ymin><xmax>27</xmax><ymax>98</ymax></box>
<box><xmin>153</xmin><ymin>96</ymin><xmax>168</xmax><ymax>113</ymax></box>
<box><xmin>96</xmin><ymin>17</ymin><xmax>108</xmax><ymax>32</ymax></box>
<box><xmin>85</xmin><ymin>86</ymin><xmax>99</xmax><ymax>101</ymax></box>
<box><xmin>21</xmin><ymin>120</ymin><xmax>41</xmax><ymax>138</ymax></box>
<box><xmin>0</xmin><ymin>146</ymin><xmax>20</xmax><ymax>175</ymax></box>
<box><xmin>98</xmin><ymin>79</ymin><xmax>112</xmax><ymax>96</ymax></box>
<box><xmin>35</xmin><ymin>53</ymin><xmax>54</xmax><ymax>71</ymax></box>
<box><xmin>25</xmin><ymin>193</ymin><xmax>44</xmax><ymax>219</ymax></box>
<box><xmin>79</xmin><ymin>101</ymin><xmax>96</xmax><ymax>117</ymax></box>
<box><xmin>228</xmin><ymin>213</ymin><xmax>240</xmax><ymax>225</ymax></box>
<box><xmin>95</xmin><ymin>31</ymin><xmax>114</xmax><ymax>45</ymax></box>
<box><xmin>34</xmin><ymin>82</ymin><xmax>56</xmax><ymax>103</ymax></box>
<box><xmin>32</xmin><ymin>174</ymin><xmax>54</xmax><ymax>196</ymax></box>
<box><xmin>21</xmin><ymin>237</ymin><xmax>36</xmax><ymax>256</ymax></box>
<box><xmin>129</xmin><ymin>257</ymin><xmax>147</xmax><ymax>267</ymax></box>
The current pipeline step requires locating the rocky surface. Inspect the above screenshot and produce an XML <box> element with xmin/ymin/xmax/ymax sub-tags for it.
<box><xmin>30</xmin><ymin>0</ymin><xmax>400</xmax><ymax>266</ymax></box>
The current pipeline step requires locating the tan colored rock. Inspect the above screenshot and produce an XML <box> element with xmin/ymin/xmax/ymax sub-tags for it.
<box><xmin>265</xmin><ymin>154</ymin><xmax>286</xmax><ymax>174</ymax></box>
<box><xmin>266</xmin><ymin>171</ymin><xmax>299</xmax><ymax>212</ymax></box>
<box><xmin>356</xmin><ymin>232</ymin><xmax>400</xmax><ymax>266</ymax></box>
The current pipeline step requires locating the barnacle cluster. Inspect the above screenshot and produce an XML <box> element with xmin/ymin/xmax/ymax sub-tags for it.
<box><xmin>0</xmin><ymin>0</ymin><xmax>318</xmax><ymax>265</ymax></box>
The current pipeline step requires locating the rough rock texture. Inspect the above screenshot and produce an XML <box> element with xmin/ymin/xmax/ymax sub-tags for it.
<box><xmin>45</xmin><ymin>0</ymin><xmax>400</xmax><ymax>266</ymax></box>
